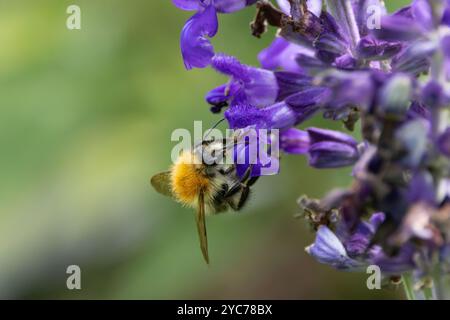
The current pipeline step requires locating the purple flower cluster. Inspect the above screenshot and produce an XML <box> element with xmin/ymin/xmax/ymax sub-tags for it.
<box><xmin>173</xmin><ymin>0</ymin><xmax>450</xmax><ymax>294</ymax></box>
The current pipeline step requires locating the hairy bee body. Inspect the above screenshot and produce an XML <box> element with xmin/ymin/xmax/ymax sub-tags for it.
<box><xmin>170</xmin><ymin>139</ymin><xmax>254</xmax><ymax>214</ymax></box>
<box><xmin>151</xmin><ymin>134</ymin><xmax>259</xmax><ymax>263</ymax></box>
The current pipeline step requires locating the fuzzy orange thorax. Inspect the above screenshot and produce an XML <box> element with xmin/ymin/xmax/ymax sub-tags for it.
<box><xmin>170</xmin><ymin>151</ymin><xmax>210</xmax><ymax>206</ymax></box>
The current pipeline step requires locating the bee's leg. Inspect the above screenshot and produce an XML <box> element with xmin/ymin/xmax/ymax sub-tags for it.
<box><xmin>240</xmin><ymin>165</ymin><xmax>254</xmax><ymax>183</ymax></box>
<box><xmin>246</xmin><ymin>176</ymin><xmax>259</xmax><ymax>187</ymax></box>
<box><xmin>225</xmin><ymin>185</ymin><xmax>248</xmax><ymax>211</ymax></box>
<box><xmin>224</xmin><ymin>183</ymin><xmax>242</xmax><ymax>198</ymax></box>
<box><xmin>226</xmin><ymin>199</ymin><xmax>239</xmax><ymax>211</ymax></box>
<box><xmin>218</xmin><ymin>164</ymin><xmax>235</xmax><ymax>176</ymax></box>
<box><xmin>236</xmin><ymin>185</ymin><xmax>250</xmax><ymax>210</ymax></box>
<box><xmin>225</xmin><ymin>183</ymin><xmax>251</xmax><ymax>210</ymax></box>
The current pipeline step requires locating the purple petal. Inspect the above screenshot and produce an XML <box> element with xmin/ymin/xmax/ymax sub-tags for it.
<box><xmin>308</xmin><ymin>141</ymin><xmax>359</xmax><ymax>168</ymax></box>
<box><xmin>392</xmin><ymin>41</ymin><xmax>435</xmax><ymax>75</ymax></box>
<box><xmin>306</xmin><ymin>0</ymin><xmax>322</xmax><ymax>16</ymax></box>
<box><xmin>307</xmin><ymin>127</ymin><xmax>358</xmax><ymax>146</ymax></box>
<box><xmin>234</xmin><ymin>128</ymin><xmax>280</xmax><ymax>177</ymax></box>
<box><xmin>314</xmin><ymin>32</ymin><xmax>349</xmax><ymax>62</ymax></box>
<box><xmin>214</xmin><ymin>0</ymin><xmax>255</xmax><ymax>13</ymax></box>
<box><xmin>258</xmin><ymin>37</ymin><xmax>313</xmax><ymax>73</ymax></box>
<box><xmin>205</xmin><ymin>82</ymin><xmax>241</xmax><ymax>112</ymax></box>
<box><xmin>318</xmin><ymin>70</ymin><xmax>376</xmax><ymax>110</ymax></box>
<box><xmin>205</xmin><ymin>84</ymin><xmax>230</xmax><ymax>106</ymax></box>
<box><xmin>285</xmin><ymin>86</ymin><xmax>330</xmax><ymax>109</ymax></box>
<box><xmin>375</xmin><ymin>15</ymin><xmax>425</xmax><ymax>41</ymax></box>
<box><xmin>411</xmin><ymin>0</ymin><xmax>434</xmax><ymax>31</ymax></box>
<box><xmin>441</xmin><ymin>35</ymin><xmax>450</xmax><ymax>77</ymax></box>
<box><xmin>344</xmin><ymin>221</ymin><xmax>373</xmax><ymax>257</ymax></box>
<box><xmin>356</xmin><ymin>36</ymin><xmax>402</xmax><ymax>61</ymax></box>
<box><xmin>306</xmin><ymin>226</ymin><xmax>364</xmax><ymax>270</ymax></box>
<box><xmin>421</xmin><ymin>81</ymin><xmax>446</xmax><ymax>109</ymax></box>
<box><xmin>443</xmin><ymin>2</ymin><xmax>450</xmax><ymax>26</ymax></box>
<box><xmin>285</xmin><ymin>87</ymin><xmax>328</xmax><ymax>123</ymax></box>
<box><xmin>225</xmin><ymin>102</ymin><xmax>297</xmax><ymax>129</ymax></box>
<box><xmin>211</xmin><ymin>54</ymin><xmax>249</xmax><ymax>79</ymax></box>
<box><xmin>274</xmin><ymin>72</ymin><xmax>312</xmax><ymax>100</ymax></box>
<box><xmin>370</xmin><ymin>245</ymin><xmax>416</xmax><ymax>273</ymax></box>
<box><xmin>181</xmin><ymin>5</ymin><xmax>218</xmax><ymax>70</ymax></box>
<box><xmin>280</xmin><ymin>128</ymin><xmax>310</xmax><ymax>154</ymax></box>
<box><xmin>407</xmin><ymin>172</ymin><xmax>436</xmax><ymax>204</ymax></box>
<box><xmin>212</xmin><ymin>54</ymin><xmax>278</xmax><ymax>107</ymax></box>
<box><xmin>172</xmin><ymin>0</ymin><xmax>201</xmax><ymax>11</ymax></box>
<box><xmin>276</xmin><ymin>0</ymin><xmax>290</xmax><ymax>14</ymax></box>
<box><xmin>296</xmin><ymin>54</ymin><xmax>327</xmax><ymax>74</ymax></box>
<box><xmin>407</xmin><ymin>101</ymin><xmax>431</xmax><ymax>120</ymax></box>
<box><xmin>334</xmin><ymin>54</ymin><xmax>357</xmax><ymax>69</ymax></box>
<box><xmin>369</xmin><ymin>212</ymin><xmax>385</xmax><ymax>229</ymax></box>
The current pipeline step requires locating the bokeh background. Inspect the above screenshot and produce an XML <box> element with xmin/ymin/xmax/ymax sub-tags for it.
<box><xmin>0</xmin><ymin>0</ymin><xmax>411</xmax><ymax>299</ymax></box>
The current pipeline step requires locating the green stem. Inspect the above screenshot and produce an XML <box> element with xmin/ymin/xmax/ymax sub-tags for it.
<box><xmin>432</xmin><ymin>264</ymin><xmax>450</xmax><ymax>300</ymax></box>
<box><xmin>402</xmin><ymin>273</ymin><xmax>416</xmax><ymax>300</ymax></box>
<box><xmin>422</xmin><ymin>286</ymin><xmax>434</xmax><ymax>300</ymax></box>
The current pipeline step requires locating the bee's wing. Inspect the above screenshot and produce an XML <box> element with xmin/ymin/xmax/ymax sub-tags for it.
<box><xmin>150</xmin><ymin>171</ymin><xmax>174</xmax><ymax>198</ymax></box>
<box><xmin>196</xmin><ymin>190</ymin><xmax>209</xmax><ymax>264</ymax></box>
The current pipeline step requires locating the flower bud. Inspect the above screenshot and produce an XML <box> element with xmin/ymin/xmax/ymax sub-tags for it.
<box><xmin>307</xmin><ymin>128</ymin><xmax>359</xmax><ymax>168</ymax></box>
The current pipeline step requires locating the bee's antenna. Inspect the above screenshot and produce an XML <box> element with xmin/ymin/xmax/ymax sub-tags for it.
<box><xmin>203</xmin><ymin>118</ymin><xmax>225</xmax><ymax>141</ymax></box>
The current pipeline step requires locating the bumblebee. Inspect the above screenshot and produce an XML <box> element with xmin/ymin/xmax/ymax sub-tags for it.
<box><xmin>151</xmin><ymin>132</ymin><xmax>259</xmax><ymax>264</ymax></box>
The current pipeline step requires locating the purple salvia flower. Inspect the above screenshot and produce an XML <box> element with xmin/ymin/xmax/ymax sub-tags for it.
<box><xmin>258</xmin><ymin>37</ymin><xmax>312</xmax><ymax>73</ymax></box>
<box><xmin>305</xmin><ymin>225</ymin><xmax>365</xmax><ymax>270</ymax></box>
<box><xmin>307</xmin><ymin>127</ymin><xmax>360</xmax><ymax>168</ymax></box>
<box><xmin>374</xmin><ymin>1</ymin><xmax>433</xmax><ymax>41</ymax></box>
<box><xmin>174</xmin><ymin>0</ymin><xmax>256</xmax><ymax>69</ymax></box>
<box><xmin>170</xmin><ymin>0</ymin><xmax>450</xmax><ymax>298</ymax></box>
<box><xmin>208</xmin><ymin>54</ymin><xmax>312</xmax><ymax>109</ymax></box>
<box><xmin>370</xmin><ymin>245</ymin><xmax>417</xmax><ymax>274</ymax></box>
<box><xmin>317</xmin><ymin>70</ymin><xmax>377</xmax><ymax>111</ymax></box>
<box><xmin>356</xmin><ymin>36</ymin><xmax>402</xmax><ymax>61</ymax></box>
<box><xmin>306</xmin><ymin>211</ymin><xmax>416</xmax><ymax>273</ymax></box>
<box><xmin>280</xmin><ymin>128</ymin><xmax>310</xmax><ymax>154</ymax></box>
<box><xmin>225</xmin><ymin>102</ymin><xmax>298</xmax><ymax>129</ymax></box>
<box><xmin>211</xmin><ymin>54</ymin><xmax>279</xmax><ymax>107</ymax></box>
<box><xmin>180</xmin><ymin>4</ymin><xmax>218</xmax><ymax>69</ymax></box>
<box><xmin>233</xmin><ymin>126</ymin><xmax>280</xmax><ymax>178</ymax></box>
<box><xmin>421</xmin><ymin>81</ymin><xmax>446</xmax><ymax>109</ymax></box>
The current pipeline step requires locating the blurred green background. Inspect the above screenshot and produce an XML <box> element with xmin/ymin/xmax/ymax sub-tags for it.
<box><xmin>0</xmin><ymin>0</ymin><xmax>410</xmax><ymax>299</ymax></box>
